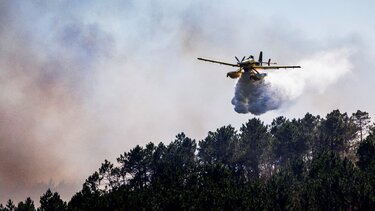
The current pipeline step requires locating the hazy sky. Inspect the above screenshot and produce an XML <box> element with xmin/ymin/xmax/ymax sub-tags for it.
<box><xmin>1</xmin><ymin>0</ymin><xmax>374</xmax><ymax>203</ymax></box>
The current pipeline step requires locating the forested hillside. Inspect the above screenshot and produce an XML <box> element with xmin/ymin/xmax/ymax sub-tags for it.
<box><xmin>2</xmin><ymin>110</ymin><xmax>375</xmax><ymax>210</ymax></box>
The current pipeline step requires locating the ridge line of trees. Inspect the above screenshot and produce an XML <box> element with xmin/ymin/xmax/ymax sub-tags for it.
<box><xmin>2</xmin><ymin>109</ymin><xmax>375</xmax><ymax>210</ymax></box>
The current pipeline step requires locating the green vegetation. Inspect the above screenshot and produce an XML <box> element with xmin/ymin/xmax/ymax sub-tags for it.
<box><xmin>2</xmin><ymin>109</ymin><xmax>375</xmax><ymax>210</ymax></box>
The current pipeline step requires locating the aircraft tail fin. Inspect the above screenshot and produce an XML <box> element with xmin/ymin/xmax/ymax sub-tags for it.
<box><xmin>258</xmin><ymin>51</ymin><xmax>263</xmax><ymax>66</ymax></box>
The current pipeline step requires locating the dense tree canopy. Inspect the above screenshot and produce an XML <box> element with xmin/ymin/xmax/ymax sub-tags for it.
<box><xmin>1</xmin><ymin>110</ymin><xmax>375</xmax><ymax>210</ymax></box>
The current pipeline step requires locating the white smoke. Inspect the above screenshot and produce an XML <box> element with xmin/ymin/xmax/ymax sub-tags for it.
<box><xmin>232</xmin><ymin>47</ymin><xmax>354</xmax><ymax>115</ymax></box>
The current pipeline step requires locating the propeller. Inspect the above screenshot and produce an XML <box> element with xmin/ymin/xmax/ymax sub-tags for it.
<box><xmin>235</xmin><ymin>56</ymin><xmax>240</xmax><ymax>63</ymax></box>
<box><xmin>235</xmin><ymin>56</ymin><xmax>246</xmax><ymax>65</ymax></box>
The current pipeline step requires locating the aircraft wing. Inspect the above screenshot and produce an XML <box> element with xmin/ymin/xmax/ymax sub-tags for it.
<box><xmin>197</xmin><ymin>58</ymin><xmax>239</xmax><ymax>67</ymax></box>
<box><xmin>253</xmin><ymin>65</ymin><xmax>301</xmax><ymax>69</ymax></box>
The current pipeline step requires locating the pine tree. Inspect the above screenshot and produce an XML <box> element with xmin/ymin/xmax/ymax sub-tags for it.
<box><xmin>16</xmin><ymin>198</ymin><xmax>35</xmax><ymax>211</ymax></box>
<box><xmin>39</xmin><ymin>189</ymin><xmax>67</xmax><ymax>211</ymax></box>
<box><xmin>352</xmin><ymin>110</ymin><xmax>371</xmax><ymax>142</ymax></box>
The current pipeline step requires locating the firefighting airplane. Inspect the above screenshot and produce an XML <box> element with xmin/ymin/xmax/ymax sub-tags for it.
<box><xmin>197</xmin><ymin>51</ymin><xmax>301</xmax><ymax>80</ymax></box>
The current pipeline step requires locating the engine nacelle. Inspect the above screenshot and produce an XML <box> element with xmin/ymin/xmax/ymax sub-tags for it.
<box><xmin>226</xmin><ymin>71</ymin><xmax>242</xmax><ymax>79</ymax></box>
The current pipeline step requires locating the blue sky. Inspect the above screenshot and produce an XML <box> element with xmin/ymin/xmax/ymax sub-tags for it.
<box><xmin>1</xmin><ymin>0</ymin><xmax>374</xmax><ymax>203</ymax></box>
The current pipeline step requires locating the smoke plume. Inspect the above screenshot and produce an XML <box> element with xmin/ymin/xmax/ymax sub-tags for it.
<box><xmin>0</xmin><ymin>1</ymin><xmax>115</xmax><ymax>203</ymax></box>
<box><xmin>0</xmin><ymin>0</ymin><xmax>367</xmax><ymax>205</ymax></box>
<box><xmin>232</xmin><ymin>47</ymin><xmax>354</xmax><ymax>115</ymax></box>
